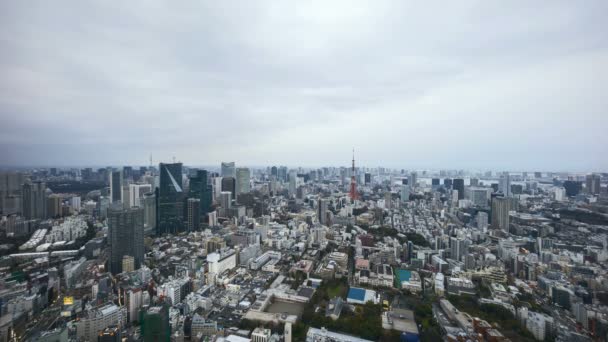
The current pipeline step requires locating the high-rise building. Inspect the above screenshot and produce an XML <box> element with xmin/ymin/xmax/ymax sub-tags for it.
<box><xmin>220</xmin><ymin>191</ymin><xmax>232</xmax><ymax>209</ymax></box>
<box><xmin>318</xmin><ymin>198</ymin><xmax>328</xmax><ymax>225</ymax></box>
<box><xmin>235</xmin><ymin>168</ymin><xmax>251</xmax><ymax>196</ymax></box>
<box><xmin>47</xmin><ymin>194</ymin><xmax>62</xmax><ymax>218</ymax></box>
<box><xmin>188</xmin><ymin>170</ymin><xmax>212</xmax><ymax>215</ymax></box>
<box><xmin>469</xmin><ymin>187</ymin><xmax>489</xmax><ymax>207</ymax></box>
<box><xmin>157</xmin><ymin>163</ymin><xmax>184</xmax><ymax>235</ymax></box>
<box><xmin>289</xmin><ymin>170</ymin><xmax>297</xmax><ymax>197</ymax></box>
<box><xmin>186</xmin><ymin>198</ymin><xmax>200</xmax><ymax>231</ymax></box>
<box><xmin>220</xmin><ymin>162</ymin><xmax>236</xmax><ymax>178</ymax></box>
<box><xmin>586</xmin><ymin>174</ymin><xmax>601</xmax><ymax>195</ymax></box>
<box><xmin>251</xmin><ymin>328</ymin><xmax>271</xmax><ymax>342</ymax></box>
<box><xmin>409</xmin><ymin>172</ymin><xmax>418</xmax><ymax>188</ymax></box>
<box><xmin>270</xmin><ymin>166</ymin><xmax>278</xmax><ymax>179</ymax></box>
<box><xmin>128</xmin><ymin>183</ymin><xmax>152</xmax><ymax>208</ymax></box>
<box><xmin>499</xmin><ymin>172</ymin><xmax>511</xmax><ymax>196</ymax></box>
<box><xmin>401</xmin><ymin>186</ymin><xmax>410</xmax><ymax>203</ymax></box>
<box><xmin>122</xmin><ymin>255</ymin><xmax>135</xmax><ymax>273</ymax></box>
<box><xmin>141</xmin><ymin>306</ymin><xmax>170</xmax><ymax>342</ymax></box>
<box><xmin>444</xmin><ymin>178</ymin><xmax>453</xmax><ymax>189</ymax></box>
<box><xmin>143</xmin><ymin>192</ymin><xmax>156</xmax><ymax>230</ymax></box>
<box><xmin>108</xmin><ymin>207</ymin><xmax>144</xmax><ymax>274</ymax></box>
<box><xmin>22</xmin><ymin>180</ymin><xmax>47</xmax><ymax>220</ymax></box>
<box><xmin>453</xmin><ymin>179</ymin><xmax>465</xmax><ymax>200</ymax></box>
<box><xmin>491</xmin><ymin>197</ymin><xmax>512</xmax><ymax>232</ymax></box>
<box><xmin>431</xmin><ymin>178</ymin><xmax>440</xmax><ymax>189</ymax></box>
<box><xmin>364</xmin><ymin>173</ymin><xmax>371</xmax><ymax>185</ymax></box>
<box><xmin>563</xmin><ymin>180</ymin><xmax>582</xmax><ymax>197</ymax></box>
<box><xmin>477</xmin><ymin>211</ymin><xmax>488</xmax><ymax>231</ymax></box>
<box><xmin>470</xmin><ymin>178</ymin><xmax>479</xmax><ymax>187</ymax></box>
<box><xmin>109</xmin><ymin>170</ymin><xmax>123</xmax><ymax>203</ymax></box>
<box><xmin>221</xmin><ymin>177</ymin><xmax>236</xmax><ymax>200</ymax></box>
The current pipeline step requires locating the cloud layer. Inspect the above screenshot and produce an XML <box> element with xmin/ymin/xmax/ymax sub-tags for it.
<box><xmin>1</xmin><ymin>1</ymin><xmax>607</xmax><ymax>171</ymax></box>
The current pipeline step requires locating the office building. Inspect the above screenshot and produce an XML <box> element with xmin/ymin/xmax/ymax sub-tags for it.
<box><xmin>143</xmin><ymin>192</ymin><xmax>156</xmax><ymax>230</ymax></box>
<box><xmin>469</xmin><ymin>187</ymin><xmax>490</xmax><ymax>207</ymax></box>
<box><xmin>364</xmin><ymin>172</ymin><xmax>371</xmax><ymax>185</ymax></box>
<box><xmin>235</xmin><ymin>167</ymin><xmax>251</xmax><ymax>196</ymax></box>
<box><xmin>188</xmin><ymin>170</ymin><xmax>212</xmax><ymax>215</ymax></box>
<box><xmin>453</xmin><ymin>178</ymin><xmax>465</xmax><ymax>200</ymax></box>
<box><xmin>22</xmin><ymin>180</ymin><xmax>47</xmax><ymax>220</ymax></box>
<box><xmin>289</xmin><ymin>170</ymin><xmax>297</xmax><ymax>196</ymax></box>
<box><xmin>108</xmin><ymin>207</ymin><xmax>144</xmax><ymax>274</ymax></box>
<box><xmin>586</xmin><ymin>174</ymin><xmax>601</xmax><ymax>195</ymax></box>
<box><xmin>251</xmin><ymin>327</ymin><xmax>271</xmax><ymax>342</ymax></box>
<box><xmin>109</xmin><ymin>170</ymin><xmax>123</xmax><ymax>203</ymax></box>
<box><xmin>491</xmin><ymin>197</ymin><xmax>512</xmax><ymax>232</ymax></box>
<box><xmin>47</xmin><ymin>194</ymin><xmax>62</xmax><ymax>218</ymax></box>
<box><xmin>76</xmin><ymin>304</ymin><xmax>126</xmax><ymax>342</ymax></box>
<box><xmin>141</xmin><ymin>306</ymin><xmax>171</xmax><ymax>342</ymax></box>
<box><xmin>157</xmin><ymin>162</ymin><xmax>184</xmax><ymax>235</ymax></box>
<box><xmin>221</xmin><ymin>177</ymin><xmax>236</xmax><ymax>200</ymax></box>
<box><xmin>221</xmin><ymin>162</ymin><xmax>236</xmax><ymax>178</ymax></box>
<box><xmin>431</xmin><ymin>178</ymin><xmax>440</xmax><ymax>189</ymax></box>
<box><xmin>477</xmin><ymin>212</ymin><xmax>488</xmax><ymax>231</ymax></box>
<box><xmin>563</xmin><ymin>180</ymin><xmax>582</xmax><ymax>197</ymax></box>
<box><xmin>401</xmin><ymin>186</ymin><xmax>410</xmax><ymax>203</ymax></box>
<box><xmin>128</xmin><ymin>183</ymin><xmax>152</xmax><ymax>208</ymax></box>
<box><xmin>444</xmin><ymin>178</ymin><xmax>453</xmax><ymax>189</ymax></box>
<box><xmin>318</xmin><ymin>198</ymin><xmax>328</xmax><ymax>225</ymax></box>
<box><xmin>499</xmin><ymin>172</ymin><xmax>511</xmax><ymax>196</ymax></box>
<box><xmin>409</xmin><ymin>172</ymin><xmax>417</xmax><ymax>188</ymax></box>
<box><xmin>220</xmin><ymin>191</ymin><xmax>232</xmax><ymax>210</ymax></box>
<box><xmin>186</xmin><ymin>198</ymin><xmax>200</xmax><ymax>231</ymax></box>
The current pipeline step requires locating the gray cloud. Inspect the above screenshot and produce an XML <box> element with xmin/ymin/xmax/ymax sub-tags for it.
<box><xmin>0</xmin><ymin>1</ymin><xmax>607</xmax><ymax>171</ymax></box>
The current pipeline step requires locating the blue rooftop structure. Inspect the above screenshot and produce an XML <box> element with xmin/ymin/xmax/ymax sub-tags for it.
<box><xmin>347</xmin><ymin>287</ymin><xmax>366</xmax><ymax>301</ymax></box>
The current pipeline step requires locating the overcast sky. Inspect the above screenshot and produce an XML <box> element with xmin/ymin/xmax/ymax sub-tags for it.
<box><xmin>0</xmin><ymin>1</ymin><xmax>607</xmax><ymax>171</ymax></box>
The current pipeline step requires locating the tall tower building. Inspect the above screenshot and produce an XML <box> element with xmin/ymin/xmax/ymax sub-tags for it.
<box><xmin>186</xmin><ymin>198</ymin><xmax>200</xmax><ymax>231</ymax></box>
<box><xmin>318</xmin><ymin>198</ymin><xmax>328</xmax><ymax>225</ymax></box>
<box><xmin>189</xmin><ymin>170</ymin><xmax>212</xmax><ymax>215</ymax></box>
<box><xmin>109</xmin><ymin>170</ymin><xmax>123</xmax><ymax>203</ymax></box>
<box><xmin>586</xmin><ymin>174</ymin><xmax>601</xmax><ymax>195</ymax></box>
<box><xmin>220</xmin><ymin>191</ymin><xmax>232</xmax><ymax>209</ymax></box>
<box><xmin>221</xmin><ymin>177</ymin><xmax>236</xmax><ymax>200</ymax></box>
<box><xmin>491</xmin><ymin>197</ymin><xmax>512</xmax><ymax>232</ymax></box>
<box><xmin>143</xmin><ymin>192</ymin><xmax>156</xmax><ymax>230</ymax></box>
<box><xmin>499</xmin><ymin>172</ymin><xmax>511</xmax><ymax>196</ymax></box>
<box><xmin>349</xmin><ymin>150</ymin><xmax>359</xmax><ymax>201</ymax></box>
<box><xmin>409</xmin><ymin>172</ymin><xmax>417</xmax><ymax>189</ymax></box>
<box><xmin>22</xmin><ymin>180</ymin><xmax>47</xmax><ymax>220</ymax></box>
<box><xmin>235</xmin><ymin>168</ymin><xmax>251</xmax><ymax>196</ymax></box>
<box><xmin>108</xmin><ymin>207</ymin><xmax>144</xmax><ymax>274</ymax></box>
<box><xmin>289</xmin><ymin>170</ymin><xmax>297</xmax><ymax>197</ymax></box>
<box><xmin>220</xmin><ymin>162</ymin><xmax>236</xmax><ymax>178</ymax></box>
<box><xmin>157</xmin><ymin>163</ymin><xmax>184</xmax><ymax>235</ymax></box>
<box><xmin>453</xmin><ymin>179</ymin><xmax>465</xmax><ymax>200</ymax></box>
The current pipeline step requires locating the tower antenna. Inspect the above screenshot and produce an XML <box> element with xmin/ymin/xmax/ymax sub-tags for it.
<box><xmin>349</xmin><ymin>148</ymin><xmax>359</xmax><ymax>201</ymax></box>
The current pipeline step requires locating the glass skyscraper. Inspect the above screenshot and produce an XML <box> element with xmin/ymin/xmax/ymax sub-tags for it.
<box><xmin>157</xmin><ymin>162</ymin><xmax>184</xmax><ymax>235</ymax></box>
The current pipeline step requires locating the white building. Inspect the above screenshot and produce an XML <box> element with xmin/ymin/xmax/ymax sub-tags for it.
<box><xmin>76</xmin><ymin>304</ymin><xmax>126</xmax><ymax>342</ymax></box>
<box><xmin>207</xmin><ymin>249</ymin><xmax>237</xmax><ymax>283</ymax></box>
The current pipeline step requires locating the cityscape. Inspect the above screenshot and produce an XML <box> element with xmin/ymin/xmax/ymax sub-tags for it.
<box><xmin>1</xmin><ymin>1</ymin><xmax>608</xmax><ymax>342</ymax></box>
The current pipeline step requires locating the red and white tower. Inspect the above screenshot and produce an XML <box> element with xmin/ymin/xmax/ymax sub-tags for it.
<box><xmin>349</xmin><ymin>149</ymin><xmax>359</xmax><ymax>201</ymax></box>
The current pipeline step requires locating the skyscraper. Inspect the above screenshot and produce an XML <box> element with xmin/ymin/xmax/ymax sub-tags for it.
<box><xmin>220</xmin><ymin>191</ymin><xmax>232</xmax><ymax>209</ymax></box>
<box><xmin>189</xmin><ymin>170</ymin><xmax>212</xmax><ymax>215</ymax></box>
<box><xmin>22</xmin><ymin>180</ymin><xmax>47</xmax><ymax>220</ymax></box>
<box><xmin>143</xmin><ymin>192</ymin><xmax>156</xmax><ymax>230</ymax></box>
<box><xmin>186</xmin><ymin>198</ymin><xmax>200</xmax><ymax>231</ymax></box>
<box><xmin>401</xmin><ymin>185</ymin><xmax>410</xmax><ymax>203</ymax></box>
<box><xmin>586</xmin><ymin>174</ymin><xmax>601</xmax><ymax>195</ymax></box>
<box><xmin>108</xmin><ymin>207</ymin><xmax>144</xmax><ymax>274</ymax></box>
<box><xmin>157</xmin><ymin>163</ymin><xmax>184</xmax><ymax>235</ymax></box>
<box><xmin>453</xmin><ymin>178</ymin><xmax>465</xmax><ymax>200</ymax></box>
<box><xmin>431</xmin><ymin>178</ymin><xmax>440</xmax><ymax>189</ymax></box>
<box><xmin>221</xmin><ymin>162</ymin><xmax>236</xmax><ymax>178</ymax></box>
<box><xmin>109</xmin><ymin>170</ymin><xmax>123</xmax><ymax>203</ymax></box>
<box><xmin>235</xmin><ymin>168</ymin><xmax>251</xmax><ymax>196</ymax></box>
<box><xmin>444</xmin><ymin>178</ymin><xmax>453</xmax><ymax>189</ymax></box>
<box><xmin>409</xmin><ymin>172</ymin><xmax>418</xmax><ymax>188</ymax></box>
<box><xmin>499</xmin><ymin>172</ymin><xmax>511</xmax><ymax>196</ymax></box>
<box><xmin>318</xmin><ymin>198</ymin><xmax>328</xmax><ymax>225</ymax></box>
<box><xmin>491</xmin><ymin>197</ymin><xmax>512</xmax><ymax>232</ymax></box>
<box><xmin>221</xmin><ymin>177</ymin><xmax>236</xmax><ymax>200</ymax></box>
<box><xmin>289</xmin><ymin>170</ymin><xmax>297</xmax><ymax>197</ymax></box>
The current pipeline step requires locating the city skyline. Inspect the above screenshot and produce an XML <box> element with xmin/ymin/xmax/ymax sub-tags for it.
<box><xmin>1</xmin><ymin>1</ymin><xmax>607</xmax><ymax>170</ymax></box>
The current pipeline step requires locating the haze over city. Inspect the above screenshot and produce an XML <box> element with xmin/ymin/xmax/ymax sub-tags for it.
<box><xmin>1</xmin><ymin>2</ymin><xmax>608</xmax><ymax>342</ymax></box>
<box><xmin>1</xmin><ymin>1</ymin><xmax>607</xmax><ymax>170</ymax></box>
